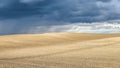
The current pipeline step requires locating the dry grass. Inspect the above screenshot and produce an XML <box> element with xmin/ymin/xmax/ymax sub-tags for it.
<box><xmin>0</xmin><ymin>32</ymin><xmax>120</xmax><ymax>68</ymax></box>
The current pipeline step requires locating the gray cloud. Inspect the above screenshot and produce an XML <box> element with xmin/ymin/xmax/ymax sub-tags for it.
<box><xmin>1</xmin><ymin>0</ymin><xmax>119</xmax><ymax>22</ymax></box>
<box><xmin>17</xmin><ymin>22</ymin><xmax>120</xmax><ymax>34</ymax></box>
<box><xmin>0</xmin><ymin>0</ymin><xmax>120</xmax><ymax>35</ymax></box>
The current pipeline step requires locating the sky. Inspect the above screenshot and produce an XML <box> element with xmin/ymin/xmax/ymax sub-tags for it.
<box><xmin>0</xmin><ymin>0</ymin><xmax>120</xmax><ymax>35</ymax></box>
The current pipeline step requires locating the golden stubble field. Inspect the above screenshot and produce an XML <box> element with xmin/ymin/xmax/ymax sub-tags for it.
<box><xmin>0</xmin><ymin>32</ymin><xmax>120</xmax><ymax>68</ymax></box>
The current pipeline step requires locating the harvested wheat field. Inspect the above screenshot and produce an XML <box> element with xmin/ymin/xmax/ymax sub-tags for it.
<box><xmin>0</xmin><ymin>32</ymin><xmax>120</xmax><ymax>68</ymax></box>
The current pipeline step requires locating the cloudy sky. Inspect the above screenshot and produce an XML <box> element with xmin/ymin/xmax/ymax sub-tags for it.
<box><xmin>0</xmin><ymin>0</ymin><xmax>120</xmax><ymax>35</ymax></box>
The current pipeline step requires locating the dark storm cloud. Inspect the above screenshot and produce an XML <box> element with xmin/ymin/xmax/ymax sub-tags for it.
<box><xmin>0</xmin><ymin>0</ymin><xmax>119</xmax><ymax>22</ymax></box>
<box><xmin>0</xmin><ymin>0</ymin><xmax>120</xmax><ymax>35</ymax></box>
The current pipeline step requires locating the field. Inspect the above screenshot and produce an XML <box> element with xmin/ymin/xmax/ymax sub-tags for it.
<box><xmin>0</xmin><ymin>33</ymin><xmax>120</xmax><ymax>68</ymax></box>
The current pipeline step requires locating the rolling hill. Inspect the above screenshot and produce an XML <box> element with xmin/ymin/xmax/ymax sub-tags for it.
<box><xmin>0</xmin><ymin>32</ymin><xmax>120</xmax><ymax>68</ymax></box>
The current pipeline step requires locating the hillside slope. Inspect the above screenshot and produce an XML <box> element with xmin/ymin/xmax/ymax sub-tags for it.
<box><xmin>0</xmin><ymin>33</ymin><xmax>120</xmax><ymax>68</ymax></box>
